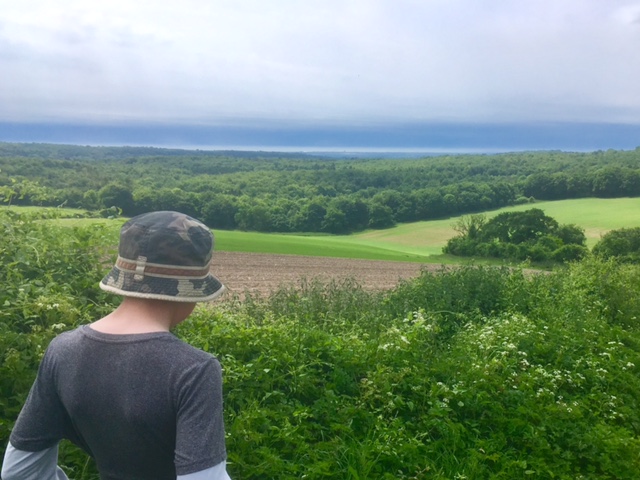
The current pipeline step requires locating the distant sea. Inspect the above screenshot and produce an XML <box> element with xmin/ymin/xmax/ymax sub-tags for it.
<box><xmin>1</xmin><ymin>121</ymin><xmax>639</xmax><ymax>156</ymax></box>
<box><xmin>158</xmin><ymin>145</ymin><xmax>537</xmax><ymax>158</ymax></box>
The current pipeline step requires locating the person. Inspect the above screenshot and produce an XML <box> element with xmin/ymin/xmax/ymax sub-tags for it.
<box><xmin>2</xmin><ymin>211</ymin><xmax>231</xmax><ymax>480</ymax></box>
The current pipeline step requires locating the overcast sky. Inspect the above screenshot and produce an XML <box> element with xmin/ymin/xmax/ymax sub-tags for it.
<box><xmin>1</xmin><ymin>0</ymin><xmax>640</xmax><ymax>148</ymax></box>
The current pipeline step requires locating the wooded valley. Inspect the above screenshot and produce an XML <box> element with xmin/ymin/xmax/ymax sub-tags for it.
<box><xmin>2</xmin><ymin>142</ymin><xmax>640</xmax><ymax>234</ymax></box>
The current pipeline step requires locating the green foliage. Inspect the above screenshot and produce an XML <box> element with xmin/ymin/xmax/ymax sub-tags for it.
<box><xmin>551</xmin><ymin>243</ymin><xmax>589</xmax><ymax>262</ymax></box>
<box><xmin>178</xmin><ymin>260</ymin><xmax>640</xmax><ymax>479</ymax></box>
<box><xmin>444</xmin><ymin>209</ymin><xmax>588</xmax><ymax>264</ymax></box>
<box><xmin>3</xmin><ymin>142</ymin><xmax>640</xmax><ymax>234</ymax></box>
<box><xmin>556</xmin><ymin>223</ymin><xmax>587</xmax><ymax>246</ymax></box>
<box><xmin>482</xmin><ymin>209</ymin><xmax>559</xmax><ymax>244</ymax></box>
<box><xmin>593</xmin><ymin>227</ymin><xmax>640</xmax><ymax>263</ymax></box>
<box><xmin>97</xmin><ymin>183</ymin><xmax>135</xmax><ymax>215</ymax></box>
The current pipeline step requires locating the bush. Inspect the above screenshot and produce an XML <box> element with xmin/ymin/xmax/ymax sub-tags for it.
<box><xmin>444</xmin><ymin>209</ymin><xmax>587</xmax><ymax>264</ymax></box>
<box><xmin>593</xmin><ymin>227</ymin><xmax>640</xmax><ymax>263</ymax></box>
<box><xmin>175</xmin><ymin>260</ymin><xmax>640</xmax><ymax>479</ymax></box>
<box><xmin>443</xmin><ymin>236</ymin><xmax>476</xmax><ymax>256</ymax></box>
<box><xmin>552</xmin><ymin>244</ymin><xmax>589</xmax><ymax>263</ymax></box>
<box><xmin>526</xmin><ymin>243</ymin><xmax>552</xmax><ymax>261</ymax></box>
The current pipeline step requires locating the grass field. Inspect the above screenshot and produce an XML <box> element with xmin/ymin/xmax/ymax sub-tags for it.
<box><xmin>0</xmin><ymin>205</ymin><xmax>89</xmax><ymax>216</ymax></box>
<box><xmin>354</xmin><ymin>197</ymin><xmax>640</xmax><ymax>255</ymax></box>
<box><xmin>4</xmin><ymin>197</ymin><xmax>640</xmax><ymax>262</ymax></box>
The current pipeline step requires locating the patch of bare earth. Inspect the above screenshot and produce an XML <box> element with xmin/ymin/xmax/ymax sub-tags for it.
<box><xmin>211</xmin><ymin>251</ymin><xmax>442</xmax><ymax>298</ymax></box>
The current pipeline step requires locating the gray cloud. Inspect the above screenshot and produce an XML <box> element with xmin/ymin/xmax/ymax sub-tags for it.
<box><xmin>1</xmin><ymin>0</ymin><xmax>639</xmax><ymax>127</ymax></box>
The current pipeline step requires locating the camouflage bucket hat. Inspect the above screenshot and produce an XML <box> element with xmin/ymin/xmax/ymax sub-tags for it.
<box><xmin>100</xmin><ymin>211</ymin><xmax>225</xmax><ymax>302</ymax></box>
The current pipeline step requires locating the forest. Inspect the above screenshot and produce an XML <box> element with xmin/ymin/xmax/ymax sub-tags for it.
<box><xmin>1</xmin><ymin>142</ymin><xmax>640</xmax><ymax>234</ymax></box>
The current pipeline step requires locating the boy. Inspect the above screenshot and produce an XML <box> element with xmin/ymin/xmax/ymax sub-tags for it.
<box><xmin>2</xmin><ymin>211</ymin><xmax>231</xmax><ymax>479</ymax></box>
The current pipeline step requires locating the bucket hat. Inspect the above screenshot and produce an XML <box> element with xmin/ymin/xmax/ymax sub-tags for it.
<box><xmin>100</xmin><ymin>211</ymin><xmax>225</xmax><ymax>302</ymax></box>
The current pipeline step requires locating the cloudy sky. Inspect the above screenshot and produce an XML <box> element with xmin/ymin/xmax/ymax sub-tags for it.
<box><xmin>1</xmin><ymin>0</ymin><xmax>640</xmax><ymax>150</ymax></box>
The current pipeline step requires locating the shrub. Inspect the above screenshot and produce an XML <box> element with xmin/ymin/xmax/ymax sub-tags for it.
<box><xmin>526</xmin><ymin>243</ymin><xmax>552</xmax><ymax>262</ymax></box>
<box><xmin>593</xmin><ymin>227</ymin><xmax>640</xmax><ymax>263</ymax></box>
<box><xmin>442</xmin><ymin>236</ymin><xmax>476</xmax><ymax>256</ymax></box>
<box><xmin>175</xmin><ymin>260</ymin><xmax>640</xmax><ymax>479</ymax></box>
<box><xmin>552</xmin><ymin>244</ymin><xmax>589</xmax><ymax>263</ymax></box>
<box><xmin>445</xmin><ymin>209</ymin><xmax>587</xmax><ymax>264</ymax></box>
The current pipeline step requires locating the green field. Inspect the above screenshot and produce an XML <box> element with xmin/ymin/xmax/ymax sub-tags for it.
<box><xmin>4</xmin><ymin>197</ymin><xmax>640</xmax><ymax>262</ymax></box>
<box><xmin>354</xmin><ymin>197</ymin><xmax>640</xmax><ymax>255</ymax></box>
<box><xmin>0</xmin><ymin>205</ymin><xmax>89</xmax><ymax>216</ymax></box>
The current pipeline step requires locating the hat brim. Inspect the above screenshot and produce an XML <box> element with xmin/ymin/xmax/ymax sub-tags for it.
<box><xmin>100</xmin><ymin>266</ymin><xmax>225</xmax><ymax>302</ymax></box>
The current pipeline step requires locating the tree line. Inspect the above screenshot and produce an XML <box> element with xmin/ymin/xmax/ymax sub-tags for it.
<box><xmin>1</xmin><ymin>143</ymin><xmax>640</xmax><ymax>233</ymax></box>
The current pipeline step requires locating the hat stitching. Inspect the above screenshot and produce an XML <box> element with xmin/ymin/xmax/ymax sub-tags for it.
<box><xmin>133</xmin><ymin>255</ymin><xmax>147</xmax><ymax>281</ymax></box>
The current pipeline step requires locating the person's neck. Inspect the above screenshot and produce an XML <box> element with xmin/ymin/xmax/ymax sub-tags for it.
<box><xmin>90</xmin><ymin>297</ymin><xmax>196</xmax><ymax>334</ymax></box>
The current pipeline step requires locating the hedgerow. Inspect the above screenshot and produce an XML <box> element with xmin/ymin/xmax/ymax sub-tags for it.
<box><xmin>2</xmin><ymin>211</ymin><xmax>640</xmax><ymax>479</ymax></box>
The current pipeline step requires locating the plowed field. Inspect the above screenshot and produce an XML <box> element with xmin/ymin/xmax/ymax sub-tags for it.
<box><xmin>211</xmin><ymin>251</ymin><xmax>439</xmax><ymax>298</ymax></box>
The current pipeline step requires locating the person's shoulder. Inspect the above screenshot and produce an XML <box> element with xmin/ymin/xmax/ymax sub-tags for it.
<box><xmin>46</xmin><ymin>325</ymin><xmax>86</xmax><ymax>351</ymax></box>
<box><xmin>162</xmin><ymin>334</ymin><xmax>219</xmax><ymax>366</ymax></box>
<box><xmin>35</xmin><ymin>326</ymin><xmax>87</xmax><ymax>369</ymax></box>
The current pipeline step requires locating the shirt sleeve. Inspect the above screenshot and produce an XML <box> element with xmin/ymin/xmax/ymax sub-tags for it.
<box><xmin>1</xmin><ymin>442</ymin><xmax>70</xmax><ymax>480</ymax></box>
<box><xmin>174</xmin><ymin>357</ymin><xmax>227</xmax><ymax>476</ymax></box>
<box><xmin>176</xmin><ymin>461</ymin><xmax>231</xmax><ymax>480</ymax></box>
<box><xmin>9</xmin><ymin>346</ymin><xmax>69</xmax><ymax>451</ymax></box>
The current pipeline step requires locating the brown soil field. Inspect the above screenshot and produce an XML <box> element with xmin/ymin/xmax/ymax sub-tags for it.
<box><xmin>211</xmin><ymin>251</ymin><xmax>442</xmax><ymax>298</ymax></box>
